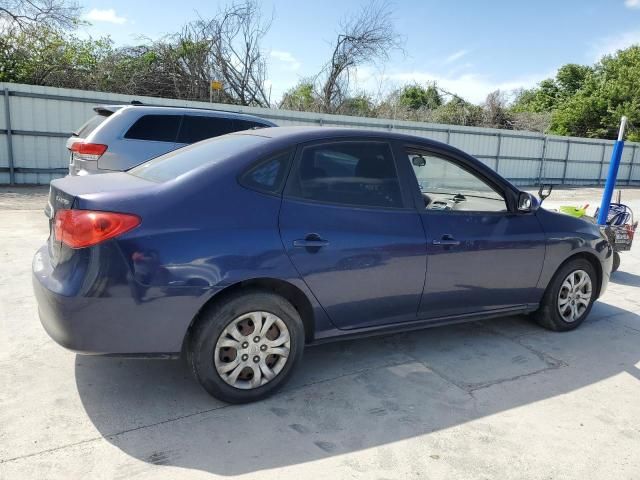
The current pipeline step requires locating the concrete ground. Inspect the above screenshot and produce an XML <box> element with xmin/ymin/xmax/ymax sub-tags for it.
<box><xmin>1</xmin><ymin>186</ymin><xmax>640</xmax><ymax>480</ymax></box>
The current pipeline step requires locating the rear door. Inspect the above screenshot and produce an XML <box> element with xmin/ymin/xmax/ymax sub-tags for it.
<box><xmin>279</xmin><ymin>139</ymin><xmax>427</xmax><ymax>330</ymax></box>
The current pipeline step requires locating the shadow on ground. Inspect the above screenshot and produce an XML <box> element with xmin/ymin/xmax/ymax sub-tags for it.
<box><xmin>610</xmin><ymin>269</ymin><xmax>640</xmax><ymax>287</ymax></box>
<box><xmin>75</xmin><ymin>303</ymin><xmax>640</xmax><ymax>476</ymax></box>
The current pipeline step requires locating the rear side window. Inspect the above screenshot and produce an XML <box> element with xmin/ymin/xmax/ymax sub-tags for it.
<box><xmin>177</xmin><ymin>115</ymin><xmax>236</xmax><ymax>143</ymax></box>
<box><xmin>239</xmin><ymin>150</ymin><xmax>292</xmax><ymax>194</ymax></box>
<box><xmin>75</xmin><ymin>114</ymin><xmax>108</xmax><ymax>137</ymax></box>
<box><xmin>124</xmin><ymin>115</ymin><xmax>181</xmax><ymax>142</ymax></box>
<box><xmin>129</xmin><ymin>134</ymin><xmax>266</xmax><ymax>182</ymax></box>
<box><xmin>286</xmin><ymin>141</ymin><xmax>403</xmax><ymax>209</ymax></box>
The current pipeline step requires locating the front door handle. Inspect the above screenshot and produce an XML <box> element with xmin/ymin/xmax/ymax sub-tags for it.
<box><xmin>293</xmin><ymin>234</ymin><xmax>329</xmax><ymax>248</ymax></box>
<box><xmin>432</xmin><ymin>234</ymin><xmax>460</xmax><ymax>246</ymax></box>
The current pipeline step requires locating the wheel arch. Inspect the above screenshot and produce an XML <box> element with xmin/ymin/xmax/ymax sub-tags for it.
<box><xmin>553</xmin><ymin>251</ymin><xmax>604</xmax><ymax>299</ymax></box>
<box><xmin>182</xmin><ymin>278</ymin><xmax>316</xmax><ymax>356</ymax></box>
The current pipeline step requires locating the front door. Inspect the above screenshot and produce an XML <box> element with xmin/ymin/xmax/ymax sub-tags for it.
<box><xmin>403</xmin><ymin>149</ymin><xmax>547</xmax><ymax>319</ymax></box>
<box><xmin>279</xmin><ymin>140</ymin><xmax>427</xmax><ymax>329</ymax></box>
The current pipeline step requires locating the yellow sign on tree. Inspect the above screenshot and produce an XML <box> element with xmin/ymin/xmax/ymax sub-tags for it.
<box><xmin>210</xmin><ymin>80</ymin><xmax>223</xmax><ymax>91</ymax></box>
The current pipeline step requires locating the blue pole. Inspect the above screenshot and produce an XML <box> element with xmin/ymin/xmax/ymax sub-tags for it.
<box><xmin>597</xmin><ymin>117</ymin><xmax>627</xmax><ymax>225</ymax></box>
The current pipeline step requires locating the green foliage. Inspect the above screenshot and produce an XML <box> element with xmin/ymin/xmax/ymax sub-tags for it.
<box><xmin>399</xmin><ymin>84</ymin><xmax>442</xmax><ymax>110</ymax></box>
<box><xmin>340</xmin><ymin>95</ymin><xmax>374</xmax><ymax>116</ymax></box>
<box><xmin>0</xmin><ymin>26</ymin><xmax>112</xmax><ymax>88</ymax></box>
<box><xmin>432</xmin><ymin>97</ymin><xmax>483</xmax><ymax>126</ymax></box>
<box><xmin>279</xmin><ymin>82</ymin><xmax>318</xmax><ymax>111</ymax></box>
<box><xmin>550</xmin><ymin>46</ymin><xmax>640</xmax><ymax>140</ymax></box>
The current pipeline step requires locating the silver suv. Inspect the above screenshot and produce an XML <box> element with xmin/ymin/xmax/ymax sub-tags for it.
<box><xmin>66</xmin><ymin>104</ymin><xmax>277</xmax><ymax>175</ymax></box>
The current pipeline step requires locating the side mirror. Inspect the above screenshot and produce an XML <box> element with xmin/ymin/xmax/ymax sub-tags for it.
<box><xmin>412</xmin><ymin>155</ymin><xmax>426</xmax><ymax>167</ymax></box>
<box><xmin>538</xmin><ymin>184</ymin><xmax>553</xmax><ymax>203</ymax></box>
<box><xmin>518</xmin><ymin>192</ymin><xmax>538</xmax><ymax>213</ymax></box>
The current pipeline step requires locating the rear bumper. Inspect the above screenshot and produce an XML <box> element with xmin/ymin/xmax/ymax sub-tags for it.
<box><xmin>32</xmin><ymin>245</ymin><xmax>213</xmax><ymax>356</ymax></box>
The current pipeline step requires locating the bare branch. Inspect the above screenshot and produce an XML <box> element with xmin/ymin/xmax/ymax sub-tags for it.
<box><xmin>0</xmin><ymin>0</ymin><xmax>83</xmax><ymax>31</ymax></box>
<box><xmin>317</xmin><ymin>0</ymin><xmax>403</xmax><ymax>113</ymax></box>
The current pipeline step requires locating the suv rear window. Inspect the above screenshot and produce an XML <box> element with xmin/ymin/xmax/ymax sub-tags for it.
<box><xmin>129</xmin><ymin>134</ymin><xmax>266</xmax><ymax>182</ymax></box>
<box><xmin>124</xmin><ymin>115</ymin><xmax>181</xmax><ymax>142</ymax></box>
<box><xmin>177</xmin><ymin>115</ymin><xmax>236</xmax><ymax>143</ymax></box>
<box><xmin>75</xmin><ymin>114</ymin><xmax>108</xmax><ymax>138</ymax></box>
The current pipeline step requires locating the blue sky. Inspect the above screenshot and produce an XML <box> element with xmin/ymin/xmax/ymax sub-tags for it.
<box><xmin>78</xmin><ymin>0</ymin><xmax>640</xmax><ymax>104</ymax></box>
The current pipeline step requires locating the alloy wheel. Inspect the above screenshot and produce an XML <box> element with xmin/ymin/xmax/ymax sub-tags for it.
<box><xmin>557</xmin><ymin>269</ymin><xmax>592</xmax><ymax>323</ymax></box>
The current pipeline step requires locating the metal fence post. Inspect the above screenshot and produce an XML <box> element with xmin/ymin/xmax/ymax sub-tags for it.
<box><xmin>628</xmin><ymin>144</ymin><xmax>637</xmax><ymax>185</ymax></box>
<box><xmin>494</xmin><ymin>133</ymin><xmax>502</xmax><ymax>174</ymax></box>
<box><xmin>561</xmin><ymin>141</ymin><xmax>571</xmax><ymax>184</ymax></box>
<box><xmin>3</xmin><ymin>88</ymin><xmax>15</xmax><ymax>185</ymax></box>
<box><xmin>598</xmin><ymin>143</ymin><xmax>607</xmax><ymax>186</ymax></box>
<box><xmin>537</xmin><ymin>137</ymin><xmax>548</xmax><ymax>184</ymax></box>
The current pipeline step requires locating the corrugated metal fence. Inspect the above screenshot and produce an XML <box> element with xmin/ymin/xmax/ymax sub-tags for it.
<box><xmin>2</xmin><ymin>82</ymin><xmax>639</xmax><ymax>186</ymax></box>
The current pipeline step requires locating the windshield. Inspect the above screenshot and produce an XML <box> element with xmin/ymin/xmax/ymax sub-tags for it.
<box><xmin>129</xmin><ymin>134</ymin><xmax>267</xmax><ymax>182</ymax></box>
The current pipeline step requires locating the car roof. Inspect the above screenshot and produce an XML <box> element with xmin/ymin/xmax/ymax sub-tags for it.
<box><xmin>232</xmin><ymin>125</ymin><xmax>446</xmax><ymax>145</ymax></box>
<box><xmin>94</xmin><ymin>104</ymin><xmax>276</xmax><ymax>126</ymax></box>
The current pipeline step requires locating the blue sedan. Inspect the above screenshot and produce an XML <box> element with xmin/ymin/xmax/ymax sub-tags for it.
<box><xmin>33</xmin><ymin>127</ymin><xmax>613</xmax><ymax>403</ymax></box>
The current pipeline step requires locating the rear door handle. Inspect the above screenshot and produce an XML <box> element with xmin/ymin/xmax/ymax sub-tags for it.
<box><xmin>293</xmin><ymin>234</ymin><xmax>329</xmax><ymax>248</ymax></box>
<box><xmin>432</xmin><ymin>234</ymin><xmax>460</xmax><ymax>246</ymax></box>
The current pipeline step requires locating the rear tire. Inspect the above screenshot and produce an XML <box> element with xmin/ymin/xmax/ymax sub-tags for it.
<box><xmin>612</xmin><ymin>251</ymin><xmax>620</xmax><ymax>273</ymax></box>
<box><xmin>533</xmin><ymin>258</ymin><xmax>597</xmax><ymax>332</ymax></box>
<box><xmin>189</xmin><ymin>290</ymin><xmax>305</xmax><ymax>403</ymax></box>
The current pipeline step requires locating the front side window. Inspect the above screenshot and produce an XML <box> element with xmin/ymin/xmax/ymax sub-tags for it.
<box><xmin>286</xmin><ymin>141</ymin><xmax>403</xmax><ymax>209</ymax></box>
<box><xmin>407</xmin><ymin>151</ymin><xmax>507</xmax><ymax>212</ymax></box>
<box><xmin>124</xmin><ymin>115</ymin><xmax>181</xmax><ymax>142</ymax></box>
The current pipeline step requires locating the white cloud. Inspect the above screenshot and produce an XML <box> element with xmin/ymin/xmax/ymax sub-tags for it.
<box><xmin>625</xmin><ymin>0</ymin><xmax>640</xmax><ymax>8</ymax></box>
<box><xmin>83</xmin><ymin>8</ymin><xmax>127</xmax><ymax>25</ymax></box>
<box><xmin>355</xmin><ymin>69</ymin><xmax>550</xmax><ymax>104</ymax></box>
<box><xmin>590</xmin><ymin>30</ymin><xmax>640</xmax><ymax>60</ymax></box>
<box><xmin>444</xmin><ymin>49</ymin><xmax>469</xmax><ymax>64</ymax></box>
<box><xmin>270</xmin><ymin>50</ymin><xmax>301</xmax><ymax>71</ymax></box>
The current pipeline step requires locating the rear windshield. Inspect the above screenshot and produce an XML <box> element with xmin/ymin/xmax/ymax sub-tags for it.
<box><xmin>129</xmin><ymin>134</ymin><xmax>267</xmax><ymax>182</ymax></box>
<box><xmin>74</xmin><ymin>114</ymin><xmax>109</xmax><ymax>137</ymax></box>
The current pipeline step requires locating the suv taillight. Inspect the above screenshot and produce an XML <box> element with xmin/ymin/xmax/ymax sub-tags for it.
<box><xmin>70</xmin><ymin>142</ymin><xmax>108</xmax><ymax>161</ymax></box>
<box><xmin>54</xmin><ymin>209</ymin><xmax>140</xmax><ymax>248</ymax></box>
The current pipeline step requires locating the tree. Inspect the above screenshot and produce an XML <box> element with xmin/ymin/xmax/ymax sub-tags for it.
<box><xmin>431</xmin><ymin>97</ymin><xmax>483</xmax><ymax>126</ymax></box>
<box><xmin>316</xmin><ymin>1</ymin><xmax>402</xmax><ymax>113</ymax></box>
<box><xmin>0</xmin><ymin>0</ymin><xmax>83</xmax><ymax>31</ymax></box>
<box><xmin>550</xmin><ymin>46</ymin><xmax>640</xmax><ymax>140</ymax></box>
<box><xmin>279</xmin><ymin>82</ymin><xmax>318</xmax><ymax>111</ymax></box>
<box><xmin>399</xmin><ymin>84</ymin><xmax>442</xmax><ymax>110</ymax></box>
<box><xmin>0</xmin><ymin>25</ymin><xmax>111</xmax><ymax>88</ymax></box>
<box><xmin>483</xmin><ymin>90</ymin><xmax>512</xmax><ymax>128</ymax></box>
<box><xmin>189</xmin><ymin>0</ymin><xmax>272</xmax><ymax>106</ymax></box>
<box><xmin>339</xmin><ymin>94</ymin><xmax>374</xmax><ymax>116</ymax></box>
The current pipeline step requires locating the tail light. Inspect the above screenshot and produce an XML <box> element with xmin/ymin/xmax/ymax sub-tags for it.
<box><xmin>54</xmin><ymin>209</ymin><xmax>140</xmax><ymax>248</ymax></box>
<box><xmin>70</xmin><ymin>142</ymin><xmax>108</xmax><ymax>161</ymax></box>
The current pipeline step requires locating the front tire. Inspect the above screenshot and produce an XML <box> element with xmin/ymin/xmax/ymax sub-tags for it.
<box><xmin>189</xmin><ymin>290</ymin><xmax>305</xmax><ymax>403</ymax></box>
<box><xmin>533</xmin><ymin>259</ymin><xmax>597</xmax><ymax>332</ymax></box>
